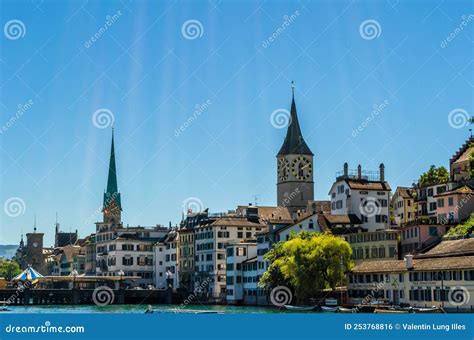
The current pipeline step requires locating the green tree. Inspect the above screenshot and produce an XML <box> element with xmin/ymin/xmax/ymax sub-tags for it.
<box><xmin>259</xmin><ymin>231</ymin><xmax>353</xmax><ymax>303</ymax></box>
<box><xmin>445</xmin><ymin>213</ymin><xmax>474</xmax><ymax>238</ymax></box>
<box><xmin>0</xmin><ymin>260</ymin><xmax>21</xmax><ymax>281</ymax></box>
<box><xmin>418</xmin><ymin>165</ymin><xmax>449</xmax><ymax>186</ymax></box>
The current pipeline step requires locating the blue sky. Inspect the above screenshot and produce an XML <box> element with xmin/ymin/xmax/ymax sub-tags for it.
<box><xmin>0</xmin><ymin>0</ymin><xmax>473</xmax><ymax>245</ymax></box>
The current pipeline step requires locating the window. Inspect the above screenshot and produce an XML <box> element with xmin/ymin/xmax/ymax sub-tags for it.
<box><xmin>448</xmin><ymin>197</ymin><xmax>454</xmax><ymax>206</ymax></box>
<box><xmin>437</xmin><ymin>198</ymin><xmax>444</xmax><ymax>208</ymax></box>
<box><xmin>336</xmin><ymin>200</ymin><xmax>343</xmax><ymax>209</ymax></box>
<box><xmin>237</xmin><ymin>247</ymin><xmax>247</xmax><ymax>256</ymax></box>
<box><xmin>429</xmin><ymin>202</ymin><xmax>437</xmax><ymax>211</ymax></box>
<box><xmin>122</xmin><ymin>257</ymin><xmax>133</xmax><ymax>266</ymax></box>
<box><xmin>429</xmin><ymin>227</ymin><xmax>438</xmax><ymax>237</ymax></box>
<box><xmin>237</xmin><ymin>232</ymin><xmax>243</xmax><ymax>238</ymax></box>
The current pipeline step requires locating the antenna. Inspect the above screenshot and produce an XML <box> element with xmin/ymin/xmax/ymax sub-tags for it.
<box><xmin>253</xmin><ymin>195</ymin><xmax>259</xmax><ymax>206</ymax></box>
<box><xmin>34</xmin><ymin>213</ymin><xmax>37</xmax><ymax>232</ymax></box>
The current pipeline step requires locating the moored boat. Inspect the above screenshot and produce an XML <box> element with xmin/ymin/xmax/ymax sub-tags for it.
<box><xmin>336</xmin><ymin>307</ymin><xmax>358</xmax><ymax>313</ymax></box>
<box><xmin>284</xmin><ymin>305</ymin><xmax>317</xmax><ymax>312</ymax></box>
<box><xmin>320</xmin><ymin>306</ymin><xmax>338</xmax><ymax>312</ymax></box>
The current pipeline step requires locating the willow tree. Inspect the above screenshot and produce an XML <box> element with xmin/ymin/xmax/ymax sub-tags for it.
<box><xmin>259</xmin><ymin>231</ymin><xmax>353</xmax><ymax>303</ymax></box>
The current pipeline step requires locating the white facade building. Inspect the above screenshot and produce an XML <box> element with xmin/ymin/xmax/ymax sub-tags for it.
<box><xmin>154</xmin><ymin>230</ymin><xmax>179</xmax><ymax>289</ymax></box>
<box><xmin>225</xmin><ymin>242</ymin><xmax>257</xmax><ymax>304</ymax></box>
<box><xmin>329</xmin><ymin>163</ymin><xmax>391</xmax><ymax>232</ymax></box>
<box><xmin>347</xmin><ymin>239</ymin><xmax>474</xmax><ymax>311</ymax></box>
<box><xmin>194</xmin><ymin>216</ymin><xmax>264</xmax><ymax>300</ymax></box>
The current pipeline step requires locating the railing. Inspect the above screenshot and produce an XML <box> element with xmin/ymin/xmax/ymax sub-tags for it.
<box><xmin>336</xmin><ymin>170</ymin><xmax>381</xmax><ymax>182</ymax></box>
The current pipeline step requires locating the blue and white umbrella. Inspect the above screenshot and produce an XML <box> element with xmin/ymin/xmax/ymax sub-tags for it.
<box><xmin>13</xmin><ymin>266</ymin><xmax>43</xmax><ymax>281</ymax></box>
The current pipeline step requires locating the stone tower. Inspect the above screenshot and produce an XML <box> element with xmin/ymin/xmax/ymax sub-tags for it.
<box><xmin>276</xmin><ymin>85</ymin><xmax>314</xmax><ymax>214</ymax></box>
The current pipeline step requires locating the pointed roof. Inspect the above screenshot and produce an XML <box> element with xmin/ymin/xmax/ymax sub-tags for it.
<box><xmin>277</xmin><ymin>85</ymin><xmax>313</xmax><ymax>156</ymax></box>
<box><xmin>13</xmin><ymin>266</ymin><xmax>44</xmax><ymax>281</ymax></box>
<box><xmin>107</xmin><ymin>128</ymin><xmax>118</xmax><ymax>194</ymax></box>
<box><xmin>103</xmin><ymin>128</ymin><xmax>122</xmax><ymax>209</ymax></box>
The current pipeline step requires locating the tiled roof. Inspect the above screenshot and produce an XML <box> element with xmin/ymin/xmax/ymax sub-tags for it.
<box><xmin>351</xmin><ymin>256</ymin><xmax>474</xmax><ymax>273</ymax></box>
<box><xmin>211</xmin><ymin>217</ymin><xmax>264</xmax><ymax>227</ymax></box>
<box><xmin>417</xmin><ymin>238</ymin><xmax>474</xmax><ymax>258</ymax></box>
<box><xmin>236</xmin><ymin>205</ymin><xmax>292</xmax><ymax>221</ymax></box>
<box><xmin>324</xmin><ymin>214</ymin><xmax>362</xmax><ymax>225</ymax></box>
<box><xmin>450</xmin><ymin>137</ymin><xmax>474</xmax><ymax>165</ymax></box>
<box><xmin>397</xmin><ymin>187</ymin><xmax>415</xmax><ymax>199</ymax></box>
<box><xmin>435</xmin><ymin>185</ymin><xmax>474</xmax><ymax>197</ymax></box>
<box><xmin>346</xmin><ymin>180</ymin><xmax>391</xmax><ymax>191</ymax></box>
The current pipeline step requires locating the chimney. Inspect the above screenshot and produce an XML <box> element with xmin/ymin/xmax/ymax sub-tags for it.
<box><xmin>357</xmin><ymin>164</ymin><xmax>362</xmax><ymax>179</ymax></box>
<box><xmin>343</xmin><ymin>162</ymin><xmax>348</xmax><ymax>177</ymax></box>
<box><xmin>404</xmin><ymin>255</ymin><xmax>414</xmax><ymax>270</ymax></box>
<box><xmin>380</xmin><ymin>163</ymin><xmax>385</xmax><ymax>182</ymax></box>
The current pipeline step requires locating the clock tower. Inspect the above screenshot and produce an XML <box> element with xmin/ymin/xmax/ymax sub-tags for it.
<box><xmin>102</xmin><ymin>128</ymin><xmax>122</xmax><ymax>228</ymax></box>
<box><xmin>277</xmin><ymin>84</ymin><xmax>314</xmax><ymax>213</ymax></box>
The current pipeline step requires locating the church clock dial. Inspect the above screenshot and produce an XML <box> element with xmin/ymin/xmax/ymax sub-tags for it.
<box><xmin>291</xmin><ymin>156</ymin><xmax>312</xmax><ymax>180</ymax></box>
<box><xmin>32</xmin><ymin>242</ymin><xmax>38</xmax><ymax>248</ymax></box>
<box><xmin>278</xmin><ymin>158</ymin><xmax>289</xmax><ymax>181</ymax></box>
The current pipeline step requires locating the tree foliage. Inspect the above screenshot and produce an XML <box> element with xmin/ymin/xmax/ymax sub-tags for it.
<box><xmin>259</xmin><ymin>231</ymin><xmax>353</xmax><ymax>303</ymax></box>
<box><xmin>418</xmin><ymin>165</ymin><xmax>449</xmax><ymax>186</ymax></box>
<box><xmin>445</xmin><ymin>213</ymin><xmax>474</xmax><ymax>238</ymax></box>
<box><xmin>0</xmin><ymin>260</ymin><xmax>21</xmax><ymax>281</ymax></box>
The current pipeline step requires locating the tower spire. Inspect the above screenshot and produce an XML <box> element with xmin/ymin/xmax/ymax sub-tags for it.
<box><xmin>103</xmin><ymin>127</ymin><xmax>122</xmax><ymax>212</ymax></box>
<box><xmin>277</xmin><ymin>82</ymin><xmax>313</xmax><ymax>156</ymax></box>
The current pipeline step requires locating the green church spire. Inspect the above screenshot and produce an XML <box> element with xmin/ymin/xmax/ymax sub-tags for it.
<box><xmin>103</xmin><ymin>128</ymin><xmax>121</xmax><ymax>210</ymax></box>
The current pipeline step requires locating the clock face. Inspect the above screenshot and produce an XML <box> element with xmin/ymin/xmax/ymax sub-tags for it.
<box><xmin>105</xmin><ymin>201</ymin><xmax>120</xmax><ymax>217</ymax></box>
<box><xmin>291</xmin><ymin>156</ymin><xmax>312</xmax><ymax>180</ymax></box>
<box><xmin>32</xmin><ymin>242</ymin><xmax>38</xmax><ymax>248</ymax></box>
<box><xmin>278</xmin><ymin>158</ymin><xmax>289</xmax><ymax>181</ymax></box>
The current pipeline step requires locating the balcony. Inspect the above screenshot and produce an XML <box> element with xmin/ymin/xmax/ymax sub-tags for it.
<box><xmin>336</xmin><ymin>169</ymin><xmax>381</xmax><ymax>182</ymax></box>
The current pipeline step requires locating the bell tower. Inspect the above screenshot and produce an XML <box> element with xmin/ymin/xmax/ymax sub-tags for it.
<box><xmin>276</xmin><ymin>83</ymin><xmax>314</xmax><ymax>213</ymax></box>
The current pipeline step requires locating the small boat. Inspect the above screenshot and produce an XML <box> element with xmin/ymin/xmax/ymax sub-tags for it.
<box><xmin>412</xmin><ymin>307</ymin><xmax>445</xmax><ymax>314</ymax></box>
<box><xmin>320</xmin><ymin>306</ymin><xmax>338</xmax><ymax>312</ymax></box>
<box><xmin>336</xmin><ymin>307</ymin><xmax>358</xmax><ymax>313</ymax></box>
<box><xmin>324</xmin><ymin>298</ymin><xmax>338</xmax><ymax>306</ymax></box>
<box><xmin>284</xmin><ymin>305</ymin><xmax>316</xmax><ymax>311</ymax></box>
<box><xmin>162</xmin><ymin>309</ymin><xmax>224</xmax><ymax>314</ymax></box>
<box><xmin>374</xmin><ymin>308</ymin><xmax>409</xmax><ymax>314</ymax></box>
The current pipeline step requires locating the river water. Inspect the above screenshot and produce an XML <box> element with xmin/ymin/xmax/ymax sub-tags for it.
<box><xmin>4</xmin><ymin>304</ymin><xmax>292</xmax><ymax>314</ymax></box>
